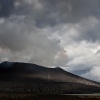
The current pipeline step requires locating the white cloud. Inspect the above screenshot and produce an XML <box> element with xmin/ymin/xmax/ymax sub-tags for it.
<box><xmin>82</xmin><ymin>66</ymin><xmax>100</xmax><ymax>82</ymax></box>
<box><xmin>0</xmin><ymin>15</ymin><xmax>67</xmax><ymax>67</ymax></box>
<box><xmin>47</xmin><ymin>16</ymin><xmax>100</xmax><ymax>81</ymax></box>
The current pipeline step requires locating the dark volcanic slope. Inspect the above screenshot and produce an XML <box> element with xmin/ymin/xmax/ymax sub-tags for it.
<box><xmin>0</xmin><ymin>61</ymin><xmax>99</xmax><ymax>85</ymax></box>
<box><xmin>0</xmin><ymin>61</ymin><xmax>100</xmax><ymax>94</ymax></box>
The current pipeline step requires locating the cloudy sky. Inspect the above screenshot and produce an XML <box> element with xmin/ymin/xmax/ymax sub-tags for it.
<box><xmin>0</xmin><ymin>0</ymin><xmax>100</xmax><ymax>82</ymax></box>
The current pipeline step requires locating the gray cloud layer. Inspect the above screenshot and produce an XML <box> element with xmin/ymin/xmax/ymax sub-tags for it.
<box><xmin>0</xmin><ymin>0</ymin><xmax>100</xmax><ymax>81</ymax></box>
<box><xmin>0</xmin><ymin>0</ymin><xmax>68</xmax><ymax>67</ymax></box>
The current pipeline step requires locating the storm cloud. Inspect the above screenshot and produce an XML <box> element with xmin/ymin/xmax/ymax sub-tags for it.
<box><xmin>0</xmin><ymin>0</ymin><xmax>14</xmax><ymax>17</ymax></box>
<box><xmin>0</xmin><ymin>0</ymin><xmax>100</xmax><ymax>81</ymax></box>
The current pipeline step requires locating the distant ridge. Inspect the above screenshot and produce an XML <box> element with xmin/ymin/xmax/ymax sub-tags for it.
<box><xmin>0</xmin><ymin>61</ymin><xmax>100</xmax><ymax>94</ymax></box>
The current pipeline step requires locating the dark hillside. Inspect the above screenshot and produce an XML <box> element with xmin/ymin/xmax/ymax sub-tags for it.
<box><xmin>0</xmin><ymin>61</ymin><xmax>100</xmax><ymax>94</ymax></box>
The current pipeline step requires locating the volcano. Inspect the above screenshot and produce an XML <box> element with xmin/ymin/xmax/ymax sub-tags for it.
<box><xmin>0</xmin><ymin>61</ymin><xmax>100</xmax><ymax>94</ymax></box>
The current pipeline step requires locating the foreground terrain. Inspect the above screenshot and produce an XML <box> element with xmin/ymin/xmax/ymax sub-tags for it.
<box><xmin>0</xmin><ymin>93</ymin><xmax>100</xmax><ymax>100</ymax></box>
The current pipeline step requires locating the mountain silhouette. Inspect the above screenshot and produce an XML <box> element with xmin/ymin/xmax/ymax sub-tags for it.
<box><xmin>0</xmin><ymin>61</ymin><xmax>100</xmax><ymax>94</ymax></box>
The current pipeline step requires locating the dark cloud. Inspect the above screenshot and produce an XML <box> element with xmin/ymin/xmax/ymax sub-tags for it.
<box><xmin>68</xmin><ymin>64</ymin><xmax>92</xmax><ymax>76</ymax></box>
<box><xmin>0</xmin><ymin>0</ymin><xmax>100</xmax><ymax>26</ymax></box>
<box><xmin>25</xmin><ymin>0</ymin><xmax>100</xmax><ymax>27</ymax></box>
<box><xmin>72</xmin><ymin>69</ymin><xmax>90</xmax><ymax>76</ymax></box>
<box><xmin>0</xmin><ymin>0</ymin><xmax>14</xmax><ymax>17</ymax></box>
